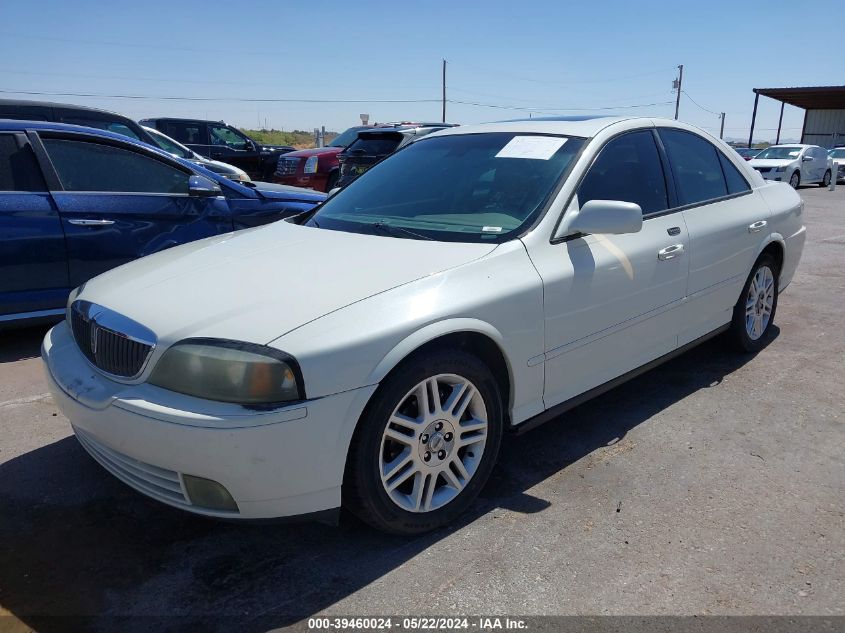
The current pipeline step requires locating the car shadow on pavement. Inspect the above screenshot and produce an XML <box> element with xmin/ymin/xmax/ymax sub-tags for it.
<box><xmin>0</xmin><ymin>329</ymin><xmax>776</xmax><ymax>633</ymax></box>
<box><xmin>0</xmin><ymin>324</ymin><xmax>53</xmax><ymax>363</ymax></box>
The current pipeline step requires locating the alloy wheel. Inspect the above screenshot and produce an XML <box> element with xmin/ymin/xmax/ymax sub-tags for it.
<box><xmin>379</xmin><ymin>374</ymin><xmax>488</xmax><ymax>513</ymax></box>
<box><xmin>745</xmin><ymin>265</ymin><xmax>775</xmax><ymax>341</ymax></box>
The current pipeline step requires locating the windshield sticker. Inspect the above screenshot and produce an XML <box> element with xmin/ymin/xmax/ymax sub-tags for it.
<box><xmin>495</xmin><ymin>136</ymin><xmax>567</xmax><ymax>160</ymax></box>
<box><xmin>482</xmin><ymin>226</ymin><xmax>503</xmax><ymax>233</ymax></box>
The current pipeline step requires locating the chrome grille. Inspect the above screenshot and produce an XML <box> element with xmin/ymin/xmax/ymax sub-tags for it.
<box><xmin>275</xmin><ymin>156</ymin><xmax>300</xmax><ymax>175</ymax></box>
<box><xmin>69</xmin><ymin>301</ymin><xmax>155</xmax><ymax>378</ymax></box>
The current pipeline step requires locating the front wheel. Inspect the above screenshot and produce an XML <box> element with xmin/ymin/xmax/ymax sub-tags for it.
<box><xmin>820</xmin><ymin>170</ymin><xmax>831</xmax><ymax>187</ymax></box>
<box><xmin>343</xmin><ymin>349</ymin><xmax>503</xmax><ymax>534</ymax></box>
<box><xmin>729</xmin><ymin>254</ymin><xmax>779</xmax><ymax>352</ymax></box>
<box><xmin>789</xmin><ymin>171</ymin><xmax>800</xmax><ymax>188</ymax></box>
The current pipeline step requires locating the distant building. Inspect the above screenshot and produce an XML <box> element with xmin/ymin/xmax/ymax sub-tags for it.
<box><xmin>749</xmin><ymin>85</ymin><xmax>845</xmax><ymax>148</ymax></box>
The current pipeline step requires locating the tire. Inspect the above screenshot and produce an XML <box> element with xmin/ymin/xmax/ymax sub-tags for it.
<box><xmin>789</xmin><ymin>171</ymin><xmax>800</xmax><ymax>188</ymax></box>
<box><xmin>324</xmin><ymin>170</ymin><xmax>339</xmax><ymax>193</ymax></box>
<box><xmin>729</xmin><ymin>253</ymin><xmax>779</xmax><ymax>353</ymax></box>
<box><xmin>343</xmin><ymin>349</ymin><xmax>503</xmax><ymax>534</ymax></box>
<box><xmin>820</xmin><ymin>170</ymin><xmax>831</xmax><ymax>187</ymax></box>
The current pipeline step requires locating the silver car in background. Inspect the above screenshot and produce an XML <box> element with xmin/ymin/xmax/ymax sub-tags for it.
<box><xmin>749</xmin><ymin>144</ymin><xmax>833</xmax><ymax>188</ymax></box>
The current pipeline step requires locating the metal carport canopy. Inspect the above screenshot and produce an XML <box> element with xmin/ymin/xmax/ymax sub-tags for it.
<box><xmin>748</xmin><ymin>85</ymin><xmax>845</xmax><ymax>146</ymax></box>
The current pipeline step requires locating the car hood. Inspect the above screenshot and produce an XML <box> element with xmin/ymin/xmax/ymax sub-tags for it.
<box><xmin>77</xmin><ymin>221</ymin><xmax>497</xmax><ymax>346</ymax></box>
<box><xmin>282</xmin><ymin>146</ymin><xmax>343</xmax><ymax>158</ymax></box>
<box><xmin>749</xmin><ymin>158</ymin><xmax>797</xmax><ymax>168</ymax></box>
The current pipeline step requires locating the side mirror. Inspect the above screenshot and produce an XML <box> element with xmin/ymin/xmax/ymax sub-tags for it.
<box><xmin>555</xmin><ymin>199</ymin><xmax>643</xmax><ymax>239</ymax></box>
<box><xmin>327</xmin><ymin>187</ymin><xmax>341</xmax><ymax>198</ymax></box>
<box><xmin>802</xmin><ymin>155</ymin><xmax>813</xmax><ymax>161</ymax></box>
<box><xmin>245</xmin><ymin>140</ymin><xmax>256</xmax><ymax>152</ymax></box>
<box><xmin>188</xmin><ymin>174</ymin><xmax>222</xmax><ymax>197</ymax></box>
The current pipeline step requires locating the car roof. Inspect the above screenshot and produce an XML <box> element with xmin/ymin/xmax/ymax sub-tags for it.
<box><xmin>0</xmin><ymin>98</ymin><xmax>131</xmax><ymax>119</ymax></box>
<box><xmin>141</xmin><ymin>117</ymin><xmax>226</xmax><ymax>125</ymax></box>
<box><xmin>0</xmin><ymin>118</ymin><xmax>155</xmax><ymax>142</ymax></box>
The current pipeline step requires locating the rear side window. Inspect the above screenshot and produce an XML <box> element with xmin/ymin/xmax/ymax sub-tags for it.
<box><xmin>718</xmin><ymin>152</ymin><xmax>751</xmax><ymax>195</ymax></box>
<box><xmin>347</xmin><ymin>135</ymin><xmax>402</xmax><ymax>156</ymax></box>
<box><xmin>61</xmin><ymin>117</ymin><xmax>142</xmax><ymax>141</ymax></box>
<box><xmin>42</xmin><ymin>138</ymin><xmax>189</xmax><ymax>194</ymax></box>
<box><xmin>659</xmin><ymin>129</ymin><xmax>728</xmax><ymax>205</ymax></box>
<box><xmin>577</xmin><ymin>130</ymin><xmax>668</xmax><ymax>215</ymax></box>
<box><xmin>0</xmin><ymin>134</ymin><xmax>47</xmax><ymax>191</ymax></box>
<box><xmin>163</xmin><ymin>122</ymin><xmax>208</xmax><ymax>146</ymax></box>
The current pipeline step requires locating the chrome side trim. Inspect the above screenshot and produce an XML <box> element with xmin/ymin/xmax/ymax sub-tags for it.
<box><xmin>0</xmin><ymin>308</ymin><xmax>65</xmax><ymax>323</ymax></box>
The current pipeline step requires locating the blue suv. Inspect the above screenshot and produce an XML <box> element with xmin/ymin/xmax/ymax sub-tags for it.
<box><xmin>0</xmin><ymin>120</ymin><xmax>325</xmax><ymax>326</ymax></box>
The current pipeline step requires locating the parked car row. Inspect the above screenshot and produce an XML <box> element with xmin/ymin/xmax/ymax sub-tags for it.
<box><xmin>273</xmin><ymin>122</ymin><xmax>458</xmax><ymax>192</ymax></box>
<box><xmin>40</xmin><ymin>115</ymin><xmax>806</xmax><ymax>534</ymax></box>
<box><xmin>829</xmin><ymin>146</ymin><xmax>845</xmax><ymax>183</ymax></box>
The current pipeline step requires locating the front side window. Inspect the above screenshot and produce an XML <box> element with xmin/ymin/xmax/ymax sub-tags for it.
<box><xmin>0</xmin><ymin>134</ymin><xmax>46</xmax><ymax>192</ymax></box>
<box><xmin>659</xmin><ymin>129</ymin><xmax>728</xmax><ymax>205</ymax></box>
<box><xmin>42</xmin><ymin>138</ymin><xmax>189</xmax><ymax>194</ymax></box>
<box><xmin>210</xmin><ymin>125</ymin><xmax>248</xmax><ymax>150</ymax></box>
<box><xmin>309</xmin><ymin>132</ymin><xmax>585</xmax><ymax>242</ymax></box>
<box><xmin>577</xmin><ymin>130</ymin><xmax>668</xmax><ymax>215</ymax></box>
<box><xmin>147</xmin><ymin>129</ymin><xmax>193</xmax><ymax>159</ymax></box>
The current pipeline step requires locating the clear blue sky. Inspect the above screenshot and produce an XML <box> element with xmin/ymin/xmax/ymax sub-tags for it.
<box><xmin>1</xmin><ymin>0</ymin><xmax>840</xmax><ymax>142</ymax></box>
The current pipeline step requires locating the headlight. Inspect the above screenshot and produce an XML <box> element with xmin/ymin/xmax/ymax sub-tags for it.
<box><xmin>149</xmin><ymin>339</ymin><xmax>303</xmax><ymax>405</ymax></box>
<box><xmin>775</xmin><ymin>166</ymin><xmax>786</xmax><ymax>172</ymax></box>
<box><xmin>303</xmin><ymin>155</ymin><xmax>319</xmax><ymax>174</ymax></box>
<box><xmin>228</xmin><ymin>172</ymin><xmax>250</xmax><ymax>182</ymax></box>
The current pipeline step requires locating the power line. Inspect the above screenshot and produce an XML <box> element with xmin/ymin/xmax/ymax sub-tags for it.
<box><xmin>681</xmin><ymin>90</ymin><xmax>721</xmax><ymax>116</ymax></box>
<box><xmin>0</xmin><ymin>89</ymin><xmax>439</xmax><ymax>104</ymax></box>
<box><xmin>0</xmin><ymin>88</ymin><xmax>676</xmax><ymax>113</ymax></box>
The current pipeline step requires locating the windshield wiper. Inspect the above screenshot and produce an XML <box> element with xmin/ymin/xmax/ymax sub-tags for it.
<box><xmin>371</xmin><ymin>221</ymin><xmax>434</xmax><ymax>241</ymax></box>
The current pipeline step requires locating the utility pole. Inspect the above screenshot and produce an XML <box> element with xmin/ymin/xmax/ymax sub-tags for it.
<box><xmin>441</xmin><ymin>59</ymin><xmax>447</xmax><ymax>123</ymax></box>
<box><xmin>673</xmin><ymin>64</ymin><xmax>684</xmax><ymax>120</ymax></box>
<box><xmin>719</xmin><ymin>112</ymin><xmax>725</xmax><ymax>139</ymax></box>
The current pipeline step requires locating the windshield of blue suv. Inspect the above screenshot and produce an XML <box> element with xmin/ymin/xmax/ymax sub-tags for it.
<box><xmin>307</xmin><ymin>132</ymin><xmax>585</xmax><ymax>242</ymax></box>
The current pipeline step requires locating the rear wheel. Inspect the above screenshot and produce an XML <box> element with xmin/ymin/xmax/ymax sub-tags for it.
<box><xmin>820</xmin><ymin>169</ymin><xmax>831</xmax><ymax>187</ymax></box>
<box><xmin>789</xmin><ymin>171</ymin><xmax>800</xmax><ymax>188</ymax></box>
<box><xmin>729</xmin><ymin>254</ymin><xmax>779</xmax><ymax>353</ymax></box>
<box><xmin>343</xmin><ymin>349</ymin><xmax>503</xmax><ymax>534</ymax></box>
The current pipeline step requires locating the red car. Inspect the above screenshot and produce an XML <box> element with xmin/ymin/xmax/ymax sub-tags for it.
<box><xmin>273</xmin><ymin>126</ymin><xmax>370</xmax><ymax>192</ymax></box>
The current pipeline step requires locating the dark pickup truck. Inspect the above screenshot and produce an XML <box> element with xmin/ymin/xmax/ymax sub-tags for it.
<box><xmin>141</xmin><ymin>117</ymin><xmax>295</xmax><ymax>181</ymax></box>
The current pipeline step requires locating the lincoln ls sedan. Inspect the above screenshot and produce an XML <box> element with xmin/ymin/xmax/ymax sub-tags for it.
<box><xmin>42</xmin><ymin>116</ymin><xmax>806</xmax><ymax>534</ymax></box>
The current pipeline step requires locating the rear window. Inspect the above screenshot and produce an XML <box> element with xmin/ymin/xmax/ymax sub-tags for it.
<box><xmin>61</xmin><ymin>117</ymin><xmax>142</xmax><ymax>141</ymax></box>
<box><xmin>345</xmin><ymin>135</ymin><xmax>402</xmax><ymax>157</ymax></box>
<box><xmin>0</xmin><ymin>134</ymin><xmax>47</xmax><ymax>191</ymax></box>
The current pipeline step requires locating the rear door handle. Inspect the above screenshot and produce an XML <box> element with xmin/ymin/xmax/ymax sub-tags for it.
<box><xmin>67</xmin><ymin>219</ymin><xmax>115</xmax><ymax>226</ymax></box>
<box><xmin>748</xmin><ymin>220</ymin><xmax>768</xmax><ymax>233</ymax></box>
<box><xmin>657</xmin><ymin>244</ymin><xmax>685</xmax><ymax>260</ymax></box>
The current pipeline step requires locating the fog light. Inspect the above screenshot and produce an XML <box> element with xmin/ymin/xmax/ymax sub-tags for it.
<box><xmin>183</xmin><ymin>474</ymin><xmax>238</xmax><ymax>512</ymax></box>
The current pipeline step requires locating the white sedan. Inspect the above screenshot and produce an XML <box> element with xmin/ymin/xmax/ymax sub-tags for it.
<box><xmin>42</xmin><ymin>117</ymin><xmax>806</xmax><ymax>534</ymax></box>
<box><xmin>749</xmin><ymin>144</ymin><xmax>833</xmax><ymax>188</ymax></box>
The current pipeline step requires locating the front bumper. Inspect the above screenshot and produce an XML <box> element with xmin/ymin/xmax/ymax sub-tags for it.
<box><xmin>42</xmin><ymin>322</ymin><xmax>377</xmax><ymax>520</ymax></box>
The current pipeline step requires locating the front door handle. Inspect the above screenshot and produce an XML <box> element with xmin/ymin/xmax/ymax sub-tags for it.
<box><xmin>67</xmin><ymin>219</ymin><xmax>115</xmax><ymax>227</ymax></box>
<box><xmin>657</xmin><ymin>244</ymin><xmax>685</xmax><ymax>260</ymax></box>
<box><xmin>748</xmin><ymin>220</ymin><xmax>768</xmax><ymax>233</ymax></box>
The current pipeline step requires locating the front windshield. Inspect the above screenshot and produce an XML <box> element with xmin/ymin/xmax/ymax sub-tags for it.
<box><xmin>329</xmin><ymin>126</ymin><xmax>366</xmax><ymax>148</ymax></box>
<box><xmin>754</xmin><ymin>146</ymin><xmax>802</xmax><ymax>160</ymax></box>
<box><xmin>147</xmin><ymin>128</ymin><xmax>193</xmax><ymax>159</ymax></box>
<box><xmin>829</xmin><ymin>149</ymin><xmax>845</xmax><ymax>159</ymax></box>
<box><xmin>308</xmin><ymin>132</ymin><xmax>585</xmax><ymax>243</ymax></box>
